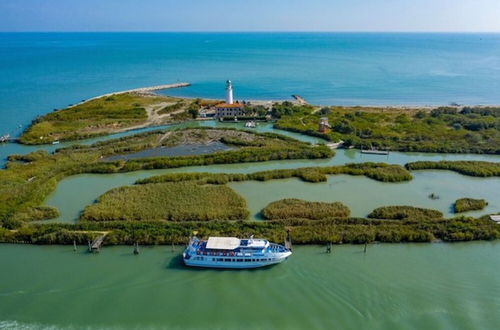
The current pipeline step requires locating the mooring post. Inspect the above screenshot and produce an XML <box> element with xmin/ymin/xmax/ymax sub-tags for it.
<box><xmin>364</xmin><ymin>242</ymin><xmax>367</xmax><ymax>253</ymax></box>
<box><xmin>87</xmin><ymin>240</ymin><xmax>91</xmax><ymax>253</ymax></box>
<box><xmin>326</xmin><ymin>242</ymin><xmax>332</xmax><ymax>254</ymax></box>
<box><xmin>133</xmin><ymin>242</ymin><xmax>139</xmax><ymax>255</ymax></box>
<box><xmin>73</xmin><ymin>240</ymin><xmax>77</xmax><ymax>252</ymax></box>
<box><xmin>171</xmin><ymin>242</ymin><xmax>175</xmax><ymax>253</ymax></box>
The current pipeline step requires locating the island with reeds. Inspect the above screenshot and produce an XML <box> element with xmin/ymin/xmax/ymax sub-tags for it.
<box><xmin>1</xmin><ymin>88</ymin><xmax>500</xmax><ymax>246</ymax></box>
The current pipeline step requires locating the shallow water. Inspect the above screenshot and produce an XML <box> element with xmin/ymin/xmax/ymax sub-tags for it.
<box><xmin>45</xmin><ymin>148</ymin><xmax>500</xmax><ymax>223</ymax></box>
<box><xmin>230</xmin><ymin>172</ymin><xmax>500</xmax><ymax>219</ymax></box>
<box><xmin>103</xmin><ymin>141</ymin><xmax>233</xmax><ymax>161</ymax></box>
<box><xmin>0</xmin><ymin>243</ymin><xmax>499</xmax><ymax>329</ymax></box>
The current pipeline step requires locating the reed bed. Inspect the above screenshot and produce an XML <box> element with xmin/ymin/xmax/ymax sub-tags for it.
<box><xmin>261</xmin><ymin>199</ymin><xmax>350</xmax><ymax>220</ymax></box>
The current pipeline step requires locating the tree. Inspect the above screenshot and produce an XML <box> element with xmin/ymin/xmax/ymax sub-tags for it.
<box><xmin>188</xmin><ymin>107</ymin><xmax>199</xmax><ymax>119</ymax></box>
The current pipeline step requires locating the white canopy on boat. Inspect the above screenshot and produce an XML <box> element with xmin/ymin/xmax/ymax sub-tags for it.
<box><xmin>206</xmin><ymin>237</ymin><xmax>240</xmax><ymax>250</ymax></box>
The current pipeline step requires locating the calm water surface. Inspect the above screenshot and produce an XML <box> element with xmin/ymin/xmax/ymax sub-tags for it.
<box><xmin>0</xmin><ymin>243</ymin><xmax>499</xmax><ymax>329</ymax></box>
<box><xmin>2</xmin><ymin>33</ymin><xmax>500</xmax><ymax>136</ymax></box>
<box><xmin>42</xmin><ymin>122</ymin><xmax>500</xmax><ymax>223</ymax></box>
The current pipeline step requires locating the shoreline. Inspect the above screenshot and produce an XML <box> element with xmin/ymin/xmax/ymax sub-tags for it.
<box><xmin>68</xmin><ymin>82</ymin><xmax>191</xmax><ymax>109</ymax></box>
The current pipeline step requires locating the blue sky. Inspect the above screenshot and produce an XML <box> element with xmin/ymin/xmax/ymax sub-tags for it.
<box><xmin>1</xmin><ymin>0</ymin><xmax>500</xmax><ymax>32</ymax></box>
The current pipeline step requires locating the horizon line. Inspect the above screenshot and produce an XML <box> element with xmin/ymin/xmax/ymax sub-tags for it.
<box><xmin>1</xmin><ymin>30</ymin><xmax>500</xmax><ymax>34</ymax></box>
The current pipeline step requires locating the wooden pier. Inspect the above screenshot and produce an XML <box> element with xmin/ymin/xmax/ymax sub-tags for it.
<box><xmin>88</xmin><ymin>233</ymin><xmax>108</xmax><ymax>253</ymax></box>
<box><xmin>284</xmin><ymin>230</ymin><xmax>293</xmax><ymax>251</ymax></box>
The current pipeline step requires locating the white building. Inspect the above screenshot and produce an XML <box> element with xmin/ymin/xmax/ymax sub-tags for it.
<box><xmin>215</xmin><ymin>80</ymin><xmax>244</xmax><ymax>119</ymax></box>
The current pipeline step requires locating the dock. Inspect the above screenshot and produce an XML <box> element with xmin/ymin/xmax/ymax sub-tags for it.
<box><xmin>360</xmin><ymin>149</ymin><xmax>389</xmax><ymax>155</ymax></box>
<box><xmin>326</xmin><ymin>141</ymin><xmax>344</xmax><ymax>149</ymax></box>
<box><xmin>291</xmin><ymin>94</ymin><xmax>307</xmax><ymax>105</ymax></box>
<box><xmin>490</xmin><ymin>215</ymin><xmax>500</xmax><ymax>224</ymax></box>
<box><xmin>88</xmin><ymin>233</ymin><xmax>108</xmax><ymax>253</ymax></box>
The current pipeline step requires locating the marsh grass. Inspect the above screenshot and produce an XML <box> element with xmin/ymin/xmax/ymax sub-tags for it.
<box><xmin>261</xmin><ymin>199</ymin><xmax>350</xmax><ymax>220</ymax></box>
<box><xmin>454</xmin><ymin>198</ymin><xmax>488</xmax><ymax>213</ymax></box>
<box><xmin>405</xmin><ymin>161</ymin><xmax>500</xmax><ymax>177</ymax></box>
<box><xmin>368</xmin><ymin>206</ymin><xmax>443</xmax><ymax>220</ymax></box>
<box><xmin>81</xmin><ymin>182</ymin><xmax>249</xmax><ymax>222</ymax></box>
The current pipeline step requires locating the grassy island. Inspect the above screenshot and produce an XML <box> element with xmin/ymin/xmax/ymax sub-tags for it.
<box><xmin>261</xmin><ymin>199</ymin><xmax>350</xmax><ymax>220</ymax></box>
<box><xmin>1</xmin><ymin>128</ymin><xmax>330</xmax><ymax>228</ymax></box>
<box><xmin>0</xmin><ymin>216</ymin><xmax>497</xmax><ymax>245</ymax></box>
<box><xmin>19</xmin><ymin>93</ymin><xmax>196</xmax><ymax>144</ymax></box>
<box><xmin>273</xmin><ymin>103</ymin><xmax>500</xmax><ymax>154</ymax></box>
<box><xmin>368</xmin><ymin>206</ymin><xmax>443</xmax><ymax>220</ymax></box>
<box><xmin>137</xmin><ymin>162</ymin><xmax>412</xmax><ymax>185</ymax></box>
<box><xmin>81</xmin><ymin>182</ymin><xmax>249</xmax><ymax>221</ymax></box>
<box><xmin>405</xmin><ymin>161</ymin><xmax>500</xmax><ymax>177</ymax></box>
<box><xmin>454</xmin><ymin>198</ymin><xmax>488</xmax><ymax>213</ymax></box>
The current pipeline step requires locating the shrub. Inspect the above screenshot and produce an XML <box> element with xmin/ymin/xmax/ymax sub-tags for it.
<box><xmin>454</xmin><ymin>198</ymin><xmax>488</xmax><ymax>213</ymax></box>
<box><xmin>368</xmin><ymin>206</ymin><xmax>443</xmax><ymax>220</ymax></box>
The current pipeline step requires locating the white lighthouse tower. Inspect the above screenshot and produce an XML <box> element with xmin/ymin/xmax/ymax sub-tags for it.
<box><xmin>225</xmin><ymin>80</ymin><xmax>234</xmax><ymax>104</ymax></box>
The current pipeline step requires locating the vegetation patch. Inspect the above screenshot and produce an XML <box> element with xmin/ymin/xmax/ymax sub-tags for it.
<box><xmin>11</xmin><ymin>206</ymin><xmax>59</xmax><ymax>222</ymax></box>
<box><xmin>273</xmin><ymin>103</ymin><xmax>500</xmax><ymax>154</ymax></box>
<box><xmin>405</xmin><ymin>161</ymin><xmax>500</xmax><ymax>177</ymax></box>
<box><xmin>261</xmin><ymin>199</ymin><xmax>350</xmax><ymax>220</ymax></box>
<box><xmin>368</xmin><ymin>206</ymin><xmax>443</xmax><ymax>220</ymax></box>
<box><xmin>20</xmin><ymin>93</ymin><xmax>179</xmax><ymax>144</ymax></box>
<box><xmin>454</xmin><ymin>198</ymin><xmax>488</xmax><ymax>213</ymax></box>
<box><xmin>1</xmin><ymin>128</ymin><xmax>330</xmax><ymax>228</ymax></box>
<box><xmin>137</xmin><ymin>162</ymin><xmax>412</xmax><ymax>185</ymax></box>
<box><xmin>81</xmin><ymin>182</ymin><xmax>248</xmax><ymax>222</ymax></box>
<box><xmin>0</xmin><ymin>216</ymin><xmax>497</xmax><ymax>245</ymax></box>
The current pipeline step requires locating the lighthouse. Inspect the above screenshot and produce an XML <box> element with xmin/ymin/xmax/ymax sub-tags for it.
<box><xmin>225</xmin><ymin>80</ymin><xmax>234</xmax><ymax>104</ymax></box>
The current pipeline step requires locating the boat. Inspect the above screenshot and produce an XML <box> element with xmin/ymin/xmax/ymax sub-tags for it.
<box><xmin>244</xmin><ymin>121</ymin><xmax>256</xmax><ymax>128</ymax></box>
<box><xmin>182</xmin><ymin>236</ymin><xmax>292</xmax><ymax>269</ymax></box>
<box><xmin>52</xmin><ymin>140</ymin><xmax>60</xmax><ymax>145</ymax></box>
<box><xmin>0</xmin><ymin>134</ymin><xmax>10</xmax><ymax>143</ymax></box>
<box><xmin>360</xmin><ymin>148</ymin><xmax>389</xmax><ymax>155</ymax></box>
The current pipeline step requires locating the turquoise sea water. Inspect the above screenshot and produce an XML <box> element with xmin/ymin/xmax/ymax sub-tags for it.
<box><xmin>2</xmin><ymin>32</ymin><xmax>500</xmax><ymax>138</ymax></box>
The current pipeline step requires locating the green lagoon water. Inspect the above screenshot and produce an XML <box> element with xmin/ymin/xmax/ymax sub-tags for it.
<box><xmin>42</xmin><ymin>122</ymin><xmax>500</xmax><ymax>223</ymax></box>
<box><xmin>1</xmin><ymin>243</ymin><xmax>499</xmax><ymax>329</ymax></box>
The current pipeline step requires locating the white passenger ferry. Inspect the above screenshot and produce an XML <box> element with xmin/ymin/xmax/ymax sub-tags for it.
<box><xmin>183</xmin><ymin>236</ymin><xmax>292</xmax><ymax>269</ymax></box>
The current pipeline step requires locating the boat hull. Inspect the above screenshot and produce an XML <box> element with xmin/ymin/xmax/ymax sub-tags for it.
<box><xmin>183</xmin><ymin>252</ymin><xmax>291</xmax><ymax>269</ymax></box>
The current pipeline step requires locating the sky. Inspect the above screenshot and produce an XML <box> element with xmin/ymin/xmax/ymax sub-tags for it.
<box><xmin>1</xmin><ymin>0</ymin><xmax>500</xmax><ymax>32</ymax></box>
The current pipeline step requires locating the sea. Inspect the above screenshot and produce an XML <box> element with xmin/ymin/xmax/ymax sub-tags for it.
<box><xmin>1</xmin><ymin>32</ymin><xmax>500</xmax><ymax>137</ymax></box>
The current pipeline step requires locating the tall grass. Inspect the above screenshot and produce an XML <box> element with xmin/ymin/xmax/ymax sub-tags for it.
<box><xmin>137</xmin><ymin>162</ymin><xmax>412</xmax><ymax>185</ymax></box>
<box><xmin>454</xmin><ymin>198</ymin><xmax>488</xmax><ymax>213</ymax></box>
<box><xmin>261</xmin><ymin>199</ymin><xmax>350</xmax><ymax>220</ymax></box>
<box><xmin>1</xmin><ymin>216</ymin><xmax>497</xmax><ymax>245</ymax></box>
<box><xmin>81</xmin><ymin>182</ymin><xmax>249</xmax><ymax>222</ymax></box>
<box><xmin>405</xmin><ymin>161</ymin><xmax>500</xmax><ymax>177</ymax></box>
<box><xmin>368</xmin><ymin>206</ymin><xmax>443</xmax><ymax>220</ymax></box>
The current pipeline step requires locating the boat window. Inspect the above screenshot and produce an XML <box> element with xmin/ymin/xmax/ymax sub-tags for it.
<box><xmin>237</xmin><ymin>259</ymin><xmax>243</xmax><ymax>262</ymax></box>
<box><xmin>225</xmin><ymin>258</ymin><xmax>231</xmax><ymax>262</ymax></box>
<box><xmin>217</xmin><ymin>258</ymin><xmax>223</xmax><ymax>261</ymax></box>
